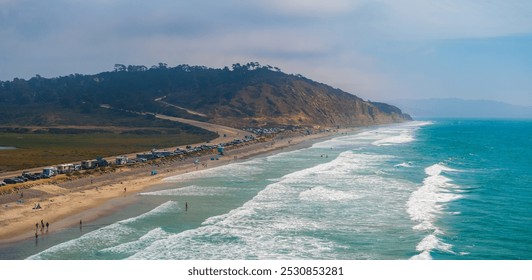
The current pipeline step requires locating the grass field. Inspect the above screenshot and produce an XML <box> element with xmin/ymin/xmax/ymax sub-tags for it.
<box><xmin>0</xmin><ymin>132</ymin><xmax>215</xmax><ymax>172</ymax></box>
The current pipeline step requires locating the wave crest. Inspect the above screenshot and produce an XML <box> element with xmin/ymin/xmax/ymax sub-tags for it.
<box><xmin>407</xmin><ymin>163</ymin><xmax>462</xmax><ymax>259</ymax></box>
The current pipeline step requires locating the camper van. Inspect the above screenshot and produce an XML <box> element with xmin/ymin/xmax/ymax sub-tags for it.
<box><xmin>42</xmin><ymin>167</ymin><xmax>58</xmax><ymax>178</ymax></box>
<box><xmin>81</xmin><ymin>160</ymin><xmax>96</xmax><ymax>169</ymax></box>
<box><xmin>57</xmin><ymin>164</ymin><xmax>74</xmax><ymax>174</ymax></box>
<box><xmin>115</xmin><ymin>156</ymin><xmax>128</xmax><ymax>165</ymax></box>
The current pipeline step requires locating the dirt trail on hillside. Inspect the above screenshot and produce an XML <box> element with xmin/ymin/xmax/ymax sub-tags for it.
<box><xmin>154</xmin><ymin>113</ymin><xmax>248</xmax><ymax>144</ymax></box>
<box><xmin>155</xmin><ymin>98</ymin><xmax>208</xmax><ymax>118</ymax></box>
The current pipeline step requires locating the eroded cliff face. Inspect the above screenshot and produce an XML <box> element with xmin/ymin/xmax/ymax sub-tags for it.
<box><xmin>204</xmin><ymin>79</ymin><xmax>411</xmax><ymax>128</ymax></box>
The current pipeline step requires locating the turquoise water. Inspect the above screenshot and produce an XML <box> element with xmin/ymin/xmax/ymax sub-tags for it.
<box><xmin>2</xmin><ymin>119</ymin><xmax>531</xmax><ymax>259</ymax></box>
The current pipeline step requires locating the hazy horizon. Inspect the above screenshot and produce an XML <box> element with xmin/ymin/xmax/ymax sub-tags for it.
<box><xmin>389</xmin><ymin>97</ymin><xmax>532</xmax><ymax>118</ymax></box>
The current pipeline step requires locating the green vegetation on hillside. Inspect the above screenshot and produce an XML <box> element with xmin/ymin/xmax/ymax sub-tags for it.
<box><xmin>0</xmin><ymin>63</ymin><xmax>272</xmax><ymax>125</ymax></box>
<box><xmin>0</xmin><ymin>62</ymin><xmax>410</xmax><ymax>128</ymax></box>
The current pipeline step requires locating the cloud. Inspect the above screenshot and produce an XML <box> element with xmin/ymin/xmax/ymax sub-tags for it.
<box><xmin>250</xmin><ymin>0</ymin><xmax>360</xmax><ymax>17</ymax></box>
<box><xmin>371</xmin><ymin>0</ymin><xmax>532</xmax><ymax>40</ymax></box>
<box><xmin>1</xmin><ymin>0</ymin><xmax>532</xmax><ymax>105</ymax></box>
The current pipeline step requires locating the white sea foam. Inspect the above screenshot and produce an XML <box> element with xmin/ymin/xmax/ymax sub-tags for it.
<box><xmin>140</xmin><ymin>185</ymin><xmax>233</xmax><ymax>196</ymax></box>
<box><xmin>311</xmin><ymin>134</ymin><xmax>364</xmax><ymax>148</ymax></box>
<box><xmin>127</xmin><ymin>181</ymin><xmax>342</xmax><ymax>259</ymax></box>
<box><xmin>410</xmin><ymin>234</ymin><xmax>454</xmax><ymax>260</ymax></box>
<box><xmin>424</xmin><ymin>164</ymin><xmax>457</xmax><ymax>176</ymax></box>
<box><xmin>415</xmin><ymin>234</ymin><xmax>453</xmax><ymax>253</ymax></box>
<box><xmin>120</xmin><ymin>200</ymin><xmax>181</xmax><ymax>221</ymax></box>
<box><xmin>367</xmin><ymin>122</ymin><xmax>427</xmax><ymax>146</ymax></box>
<box><xmin>163</xmin><ymin>160</ymin><xmax>263</xmax><ymax>182</ymax></box>
<box><xmin>409</xmin><ymin>251</ymin><xmax>432</xmax><ymax>260</ymax></box>
<box><xmin>395</xmin><ymin>162</ymin><xmax>413</xmax><ymax>168</ymax></box>
<box><xmin>127</xmin><ymin>226</ymin><xmax>338</xmax><ymax>260</ymax></box>
<box><xmin>299</xmin><ymin>186</ymin><xmax>362</xmax><ymax>202</ymax></box>
<box><xmin>27</xmin><ymin>201</ymin><xmax>179</xmax><ymax>259</ymax></box>
<box><xmin>281</xmin><ymin>151</ymin><xmax>392</xmax><ymax>182</ymax></box>
<box><xmin>99</xmin><ymin>227</ymin><xmax>171</xmax><ymax>255</ymax></box>
<box><xmin>313</xmin><ymin>121</ymin><xmax>433</xmax><ymax>150</ymax></box>
<box><xmin>372</xmin><ymin>121</ymin><xmax>433</xmax><ymax>146</ymax></box>
<box><xmin>125</xmin><ymin>148</ymin><xmax>413</xmax><ymax>259</ymax></box>
<box><xmin>406</xmin><ymin>121</ymin><xmax>433</xmax><ymax>127</ymax></box>
<box><xmin>407</xmin><ymin>163</ymin><xmax>462</xmax><ymax>259</ymax></box>
<box><xmin>372</xmin><ymin>130</ymin><xmax>414</xmax><ymax>146</ymax></box>
<box><xmin>126</xmin><ymin>159</ymin><xmax>347</xmax><ymax>258</ymax></box>
<box><xmin>265</xmin><ymin>147</ymin><xmax>312</xmax><ymax>161</ymax></box>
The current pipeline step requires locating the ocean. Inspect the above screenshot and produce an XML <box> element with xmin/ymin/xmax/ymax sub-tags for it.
<box><xmin>1</xmin><ymin>119</ymin><xmax>531</xmax><ymax>260</ymax></box>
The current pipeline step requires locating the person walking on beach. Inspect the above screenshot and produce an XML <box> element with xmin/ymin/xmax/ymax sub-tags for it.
<box><xmin>35</xmin><ymin>223</ymin><xmax>38</xmax><ymax>232</ymax></box>
<box><xmin>46</xmin><ymin>222</ymin><xmax>49</xmax><ymax>232</ymax></box>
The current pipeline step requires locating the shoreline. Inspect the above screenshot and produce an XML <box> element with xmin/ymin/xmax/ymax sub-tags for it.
<box><xmin>0</xmin><ymin>127</ymin><xmax>357</xmax><ymax>247</ymax></box>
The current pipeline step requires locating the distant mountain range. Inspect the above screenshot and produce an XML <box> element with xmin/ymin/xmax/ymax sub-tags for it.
<box><xmin>390</xmin><ymin>98</ymin><xmax>532</xmax><ymax>119</ymax></box>
<box><xmin>0</xmin><ymin>62</ymin><xmax>411</xmax><ymax>129</ymax></box>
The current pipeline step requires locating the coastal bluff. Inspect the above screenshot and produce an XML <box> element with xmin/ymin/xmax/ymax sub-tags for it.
<box><xmin>0</xmin><ymin>62</ymin><xmax>411</xmax><ymax>129</ymax></box>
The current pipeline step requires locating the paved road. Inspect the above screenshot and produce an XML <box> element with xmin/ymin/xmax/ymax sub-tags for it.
<box><xmin>0</xmin><ymin>113</ymin><xmax>250</xmax><ymax>179</ymax></box>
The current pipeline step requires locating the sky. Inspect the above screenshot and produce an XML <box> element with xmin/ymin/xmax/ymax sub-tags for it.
<box><xmin>1</xmin><ymin>0</ymin><xmax>532</xmax><ymax>106</ymax></box>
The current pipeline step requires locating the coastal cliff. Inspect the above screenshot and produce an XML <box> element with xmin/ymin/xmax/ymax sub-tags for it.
<box><xmin>186</xmin><ymin>76</ymin><xmax>412</xmax><ymax>128</ymax></box>
<box><xmin>0</xmin><ymin>62</ymin><xmax>411</xmax><ymax>128</ymax></box>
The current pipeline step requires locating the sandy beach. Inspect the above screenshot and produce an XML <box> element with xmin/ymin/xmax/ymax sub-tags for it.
<box><xmin>0</xmin><ymin>125</ymin><xmax>353</xmax><ymax>246</ymax></box>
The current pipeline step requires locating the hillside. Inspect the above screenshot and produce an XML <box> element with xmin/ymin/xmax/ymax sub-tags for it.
<box><xmin>0</xmin><ymin>62</ymin><xmax>411</xmax><ymax>128</ymax></box>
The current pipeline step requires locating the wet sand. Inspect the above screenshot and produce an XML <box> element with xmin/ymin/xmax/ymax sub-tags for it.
<box><xmin>0</xmin><ymin>128</ymin><xmax>352</xmax><ymax>245</ymax></box>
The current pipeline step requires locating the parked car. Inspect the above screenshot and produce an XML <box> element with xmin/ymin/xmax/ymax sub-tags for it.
<box><xmin>3</xmin><ymin>178</ymin><xmax>23</xmax><ymax>184</ymax></box>
<box><xmin>15</xmin><ymin>176</ymin><xmax>28</xmax><ymax>182</ymax></box>
<box><xmin>22</xmin><ymin>172</ymin><xmax>40</xmax><ymax>181</ymax></box>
